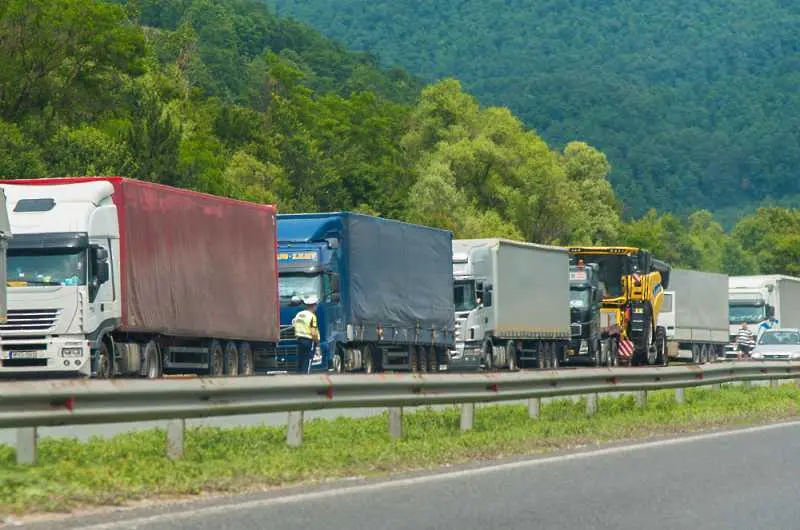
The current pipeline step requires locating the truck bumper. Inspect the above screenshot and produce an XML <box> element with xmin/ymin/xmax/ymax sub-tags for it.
<box><xmin>0</xmin><ymin>335</ymin><xmax>91</xmax><ymax>377</ymax></box>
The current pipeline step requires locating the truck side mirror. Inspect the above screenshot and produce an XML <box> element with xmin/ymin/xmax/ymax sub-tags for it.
<box><xmin>91</xmin><ymin>246</ymin><xmax>109</xmax><ymax>284</ymax></box>
<box><xmin>766</xmin><ymin>305</ymin><xmax>775</xmax><ymax>318</ymax></box>
<box><xmin>484</xmin><ymin>285</ymin><xmax>493</xmax><ymax>307</ymax></box>
<box><xmin>330</xmin><ymin>273</ymin><xmax>340</xmax><ymax>294</ymax></box>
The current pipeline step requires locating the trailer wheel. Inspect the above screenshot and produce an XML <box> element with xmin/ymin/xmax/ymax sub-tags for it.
<box><xmin>419</xmin><ymin>346</ymin><xmax>430</xmax><ymax>373</ymax></box>
<box><xmin>505</xmin><ymin>341</ymin><xmax>519</xmax><ymax>371</ymax></box>
<box><xmin>691</xmin><ymin>344</ymin><xmax>701</xmax><ymax>364</ymax></box>
<box><xmin>94</xmin><ymin>340</ymin><xmax>114</xmax><ymax>379</ymax></box>
<box><xmin>208</xmin><ymin>340</ymin><xmax>224</xmax><ymax>376</ymax></box>
<box><xmin>238</xmin><ymin>342</ymin><xmax>254</xmax><ymax>376</ymax></box>
<box><xmin>143</xmin><ymin>340</ymin><xmax>162</xmax><ymax>379</ymax></box>
<box><xmin>551</xmin><ymin>344</ymin><xmax>561</xmax><ymax>369</ymax></box>
<box><xmin>332</xmin><ymin>346</ymin><xmax>344</xmax><ymax>374</ymax></box>
<box><xmin>537</xmin><ymin>343</ymin><xmax>548</xmax><ymax>370</ymax></box>
<box><xmin>223</xmin><ymin>342</ymin><xmax>239</xmax><ymax>376</ymax></box>
<box><xmin>364</xmin><ymin>345</ymin><xmax>381</xmax><ymax>374</ymax></box>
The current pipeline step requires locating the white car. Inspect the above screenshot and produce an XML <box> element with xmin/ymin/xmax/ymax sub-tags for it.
<box><xmin>751</xmin><ymin>329</ymin><xmax>800</xmax><ymax>360</ymax></box>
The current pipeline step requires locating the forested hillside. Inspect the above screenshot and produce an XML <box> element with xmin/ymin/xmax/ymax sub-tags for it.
<box><xmin>269</xmin><ymin>0</ymin><xmax>800</xmax><ymax>221</ymax></box>
<box><xmin>0</xmin><ymin>0</ymin><xmax>797</xmax><ymax>277</ymax></box>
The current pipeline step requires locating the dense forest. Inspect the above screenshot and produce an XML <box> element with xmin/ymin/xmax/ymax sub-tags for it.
<box><xmin>0</xmin><ymin>0</ymin><xmax>797</xmax><ymax>277</ymax></box>
<box><xmin>269</xmin><ymin>0</ymin><xmax>800</xmax><ymax>224</ymax></box>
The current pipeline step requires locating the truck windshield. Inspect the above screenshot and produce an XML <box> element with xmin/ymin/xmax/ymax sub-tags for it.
<box><xmin>453</xmin><ymin>280</ymin><xmax>478</xmax><ymax>312</ymax></box>
<box><xmin>8</xmin><ymin>248</ymin><xmax>87</xmax><ymax>286</ymax></box>
<box><xmin>569</xmin><ymin>287</ymin><xmax>590</xmax><ymax>309</ymax></box>
<box><xmin>573</xmin><ymin>255</ymin><xmax>625</xmax><ymax>298</ymax></box>
<box><xmin>729</xmin><ymin>304</ymin><xmax>766</xmax><ymax>324</ymax></box>
<box><xmin>279</xmin><ymin>273</ymin><xmax>322</xmax><ymax>305</ymax></box>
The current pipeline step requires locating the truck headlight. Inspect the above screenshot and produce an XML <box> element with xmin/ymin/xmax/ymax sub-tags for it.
<box><xmin>61</xmin><ymin>348</ymin><xmax>83</xmax><ymax>357</ymax></box>
<box><xmin>751</xmin><ymin>351</ymin><xmax>762</xmax><ymax>359</ymax></box>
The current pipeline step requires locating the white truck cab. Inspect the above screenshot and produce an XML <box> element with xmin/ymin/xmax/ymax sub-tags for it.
<box><xmin>0</xmin><ymin>181</ymin><xmax>116</xmax><ymax>376</ymax></box>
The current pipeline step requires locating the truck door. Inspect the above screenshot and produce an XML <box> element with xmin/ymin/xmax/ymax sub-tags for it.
<box><xmin>85</xmin><ymin>239</ymin><xmax>115</xmax><ymax>334</ymax></box>
<box><xmin>658</xmin><ymin>291</ymin><xmax>675</xmax><ymax>340</ymax></box>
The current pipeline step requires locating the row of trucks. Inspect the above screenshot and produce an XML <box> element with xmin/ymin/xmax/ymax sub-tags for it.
<box><xmin>1</xmin><ymin>176</ymin><xmax>799</xmax><ymax>378</ymax></box>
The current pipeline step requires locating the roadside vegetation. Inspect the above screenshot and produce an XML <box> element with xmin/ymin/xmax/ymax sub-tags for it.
<box><xmin>1</xmin><ymin>383</ymin><xmax>799</xmax><ymax>517</ymax></box>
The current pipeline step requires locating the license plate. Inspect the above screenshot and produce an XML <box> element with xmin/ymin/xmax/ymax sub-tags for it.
<box><xmin>5</xmin><ymin>351</ymin><xmax>38</xmax><ymax>360</ymax></box>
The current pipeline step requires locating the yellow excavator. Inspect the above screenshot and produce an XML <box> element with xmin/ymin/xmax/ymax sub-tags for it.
<box><xmin>568</xmin><ymin>246</ymin><xmax>671</xmax><ymax>366</ymax></box>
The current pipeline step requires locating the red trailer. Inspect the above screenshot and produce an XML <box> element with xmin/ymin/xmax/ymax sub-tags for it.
<box><xmin>0</xmin><ymin>176</ymin><xmax>278</xmax><ymax>378</ymax></box>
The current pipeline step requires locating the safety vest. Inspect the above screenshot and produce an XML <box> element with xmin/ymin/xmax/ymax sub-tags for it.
<box><xmin>293</xmin><ymin>310</ymin><xmax>318</xmax><ymax>340</ymax></box>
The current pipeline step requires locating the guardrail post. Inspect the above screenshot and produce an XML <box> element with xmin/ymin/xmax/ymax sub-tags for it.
<box><xmin>586</xmin><ymin>394</ymin><xmax>598</xmax><ymax>417</ymax></box>
<box><xmin>769</xmin><ymin>379</ymin><xmax>779</xmax><ymax>389</ymax></box>
<box><xmin>528</xmin><ymin>398</ymin><xmax>541</xmax><ymax>418</ymax></box>
<box><xmin>742</xmin><ymin>380</ymin><xmax>752</xmax><ymax>389</ymax></box>
<box><xmin>287</xmin><ymin>411</ymin><xmax>304</xmax><ymax>447</ymax></box>
<box><xmin>166</xmin><ymin>419</ymin><xmax>185</xmax><ymax>460</ymax></box>
<box><xmin>460</xmin><ymin>403</ymin><xmax>475</xmax><ymax>432</ymax></box>
<box><xmin>675</xmin><ymin>388</ymin><xmax>685</xmax><ymax>404</ymax></box>
<box><xmin>635</xmin><ymin>390</ymin><xmax>647</xmax><ymax>408</ymax></box>
<box><xmin>388</xmin><ymin>407</ymin><xmax>403</xmax><ymax>439</ymax></box>
<box><xmin>16</xmin><ymin>427</ymin><xmax>37</xmax><ymax>465</ymax></box>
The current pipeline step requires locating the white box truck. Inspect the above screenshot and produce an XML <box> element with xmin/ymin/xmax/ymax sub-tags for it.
<box><xmin>657</xmin><ymin>269</ymin><xmax>728</xmax><ymax>363</ymax></box>
<box><xmin>450</xmin><ymin>239</ymin><xmax>570</xmax><ymax>370</ymax></box>
<box><xmin>726</xmin><ymin>275</ymin><xmax>800</xmax><ymax>358</ymax></box>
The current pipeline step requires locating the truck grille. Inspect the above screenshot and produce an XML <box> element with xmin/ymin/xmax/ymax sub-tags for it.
<box><xmin>0</xmin><ymin>309</ymin><xmax>59</xmax><ymax>333</ymax></box>
<box><xmin>571</xmin><ymin>323</ymin><xmax>582</xmax><ymax>337</ymax></box>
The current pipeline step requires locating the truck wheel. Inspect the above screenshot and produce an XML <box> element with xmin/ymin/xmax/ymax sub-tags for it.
<box><xmin>224</xmin><ymin>342</ymin><xmax>239</xmax><ymax>376</ymax></box>
<box><xmin>691</xmin><ymin>344</ymin><xmax>701</xmax><ymax>364</ymax></box>
<box><xmin>551</xmin><ymin>344</ymin><xmax>561</xmax><ymax>369</ymax></box>
<box><xmin>608</xmin><ymin>339</ymin><xmax>618</xmax><ymax>367</ymax></box>
<box><xmin>208</xmin><ymin>340</ymin><xmax>224</xmax><ymax>376</ymax></box>
<box><xmin>656</xmin><ymin>327</ymin><xmax>668</xmax><ymax>366</ymax></box>
<box><xmin>482</xmin><ymin>340</ymin><xmax>494</xmax><ymax>371</ymax></box>
<box><xmin>238</xmin><ymin>342</ymin><xmax>254</xmax><ymax>376</ymax></box>
<box><xmin>143</xmin><ymin>341</ymin><xmax>162</xmax><ymax>379</ymax></box>
<box><xmin>593</xmin><ymin>340</ymin><xmax>602</xmax><ymax>367</ymax></box>
<box><xmin>506</xmin><ymin>341</ymin><xmax>519</xmax><ymax>371</ymax></box>
<box><xmin>95</xmin><ymin>340</ymin><xmax>114</xmax><ymax>379</ymax></box>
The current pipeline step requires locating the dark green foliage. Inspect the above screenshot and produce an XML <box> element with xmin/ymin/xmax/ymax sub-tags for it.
<box><xmin>268</xmin><ymin>0</ymin><xmax>800</xmax><ymax>218</ymax></box>
<box><xmin>0</xmin><ymin>0</ymin><xmax>797</xmax><ymax>277</ymax></box>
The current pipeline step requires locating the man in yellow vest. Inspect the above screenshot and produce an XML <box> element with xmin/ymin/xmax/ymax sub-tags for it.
<box><xmin>292</xmin><ymin>295</ymin><xmax>319</xmax><ymax>374</ymax></box>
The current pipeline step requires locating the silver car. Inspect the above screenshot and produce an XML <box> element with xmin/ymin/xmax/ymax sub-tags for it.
<box><xmin>751</xmin><ymin>328</ymin><xmax>800</xmax><ymax>361</ymax></box>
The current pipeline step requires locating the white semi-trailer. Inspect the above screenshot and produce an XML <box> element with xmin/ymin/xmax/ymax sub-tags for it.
<box><xmin>657</xmin><ymin>269</ymin><xmax>728</xmax><ymax>363</ymax></box>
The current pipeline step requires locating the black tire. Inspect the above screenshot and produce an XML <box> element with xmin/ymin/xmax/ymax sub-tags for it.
<box><xmin>551</xmin><ymin>344</ymin><xmax>561</xmax><ymax>370</ymax></box>
<box><xmin>537</xmin><ymin>342</ymin><xmax>548</xmax><ymax>370</ymax></box>
<box><xmin>95</xmin><ymin>340</ymin><xmax>114</xmax><ymax>379</ymax></box>
<box><xmin>332</xmin><ymin>346</ymin><xmax>344</xmax><ymax>374</ymax></box>
<box><xmin>364</xmin><ymin>346</ymin><xmax>376</xmax><ymax>374</ymax></box>
<box><xmin>143</xmin><ymin>340</ymin><xmax>162</xmax><ymax>379</ymax></box>
<box><xmin>656</xmin><ymin>327</ymin><xmax>668</xmax><ymax>366</ymax></box>
<box><xmin>482</xmin><ymin>339</ymin><xmax>494</xmax><ymax>371</ymax></box>
<box><xmin>608</xmin><ymin>338</ymin><xmax>619</xmax><ymax>367</ymax></box>
<box><xmin>506</xmin><ymin>340</ymin><xmax>519</xmax><ymax>371</ymax></box>
<box><xmin>692</xmin><ymin>344</ymin><xmax>701</xmax><ymax>364</ymax></box>
<box><xmin>224</xmin><ymin>342</ymin><xmax>239</xmax><ymax>376</ymax></box>
<box><xmin>239</xmin><ymin>342</ymin><xmax>254</xmax><ymax>376</ymax></box>
<box><xmin>593</xmin><ymin>339</ymin><xmax>602</xmax><ymax>367</ymax></box>
<box><xmin>208</xmin><ymin>339</ymin><xmax>224</xmax><ymax>376</ymax></box>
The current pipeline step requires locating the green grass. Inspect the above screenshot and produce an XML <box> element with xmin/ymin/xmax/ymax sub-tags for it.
<box><xmin>2</xmin><ymin>383</ymin><xmax>799</xmax><ymax>516</ymax></box>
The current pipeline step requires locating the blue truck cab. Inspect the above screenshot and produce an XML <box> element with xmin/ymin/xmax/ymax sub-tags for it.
<box><xmin>276</xmin><ymin>212</ymin><xmax>455</xmax><ymax>374</ymax></box>
<box><xmin>276</xmin><ymin>215</ymin><xmax>344</xmax><ymax>372</ymax></box>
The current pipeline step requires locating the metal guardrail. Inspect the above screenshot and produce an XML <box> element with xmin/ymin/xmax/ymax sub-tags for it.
<box><xmin>3</xmin><ymin>361</ymin><xmax>799</xmax><ymax>464</ymax></box>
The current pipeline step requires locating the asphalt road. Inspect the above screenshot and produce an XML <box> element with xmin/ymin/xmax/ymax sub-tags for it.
<box><xmin>19</xmin><ymin>419</ymin><xmax>800</xmax><ymax>530</ymax></box>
